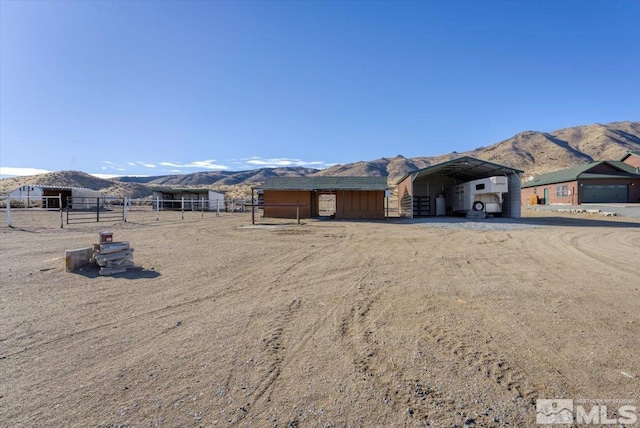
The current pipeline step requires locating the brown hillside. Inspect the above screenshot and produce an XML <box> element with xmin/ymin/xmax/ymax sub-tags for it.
<box><xmin>0</xmin><ymin>171</ymin><xmax>152</xmax><ymax>199</ymax></box>
<box><xmin>317</xmin><ymin>121</ymin><xmax>640</xmax><ymax>182</ymax></box>
<box><xmin>2</xmin><ymin>121</ymin><xmax>638</xmax><ymax>197</ymax></box>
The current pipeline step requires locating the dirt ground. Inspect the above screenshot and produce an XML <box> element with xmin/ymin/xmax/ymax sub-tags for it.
<box><xmin>1</xmin><ymin>210</ymin><xmax>639</xmax><ymax>427</ymax></box>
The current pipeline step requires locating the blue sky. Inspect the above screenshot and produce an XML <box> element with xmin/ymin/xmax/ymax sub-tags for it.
<box><xmin>1</xmin><ymin>0</ymin><xmax>639</xmax><ymax>178</ymax></box>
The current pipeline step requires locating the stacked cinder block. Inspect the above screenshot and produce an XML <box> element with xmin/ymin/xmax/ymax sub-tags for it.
<box><xmin>65</xmin><ymin>232</ymin><xmax>137</xmax><ymax>275</ymax></box>
<box><xmin>92</xmin><ymin>241</ymin><xmax>135</xmax><ymax>275</ymax></box>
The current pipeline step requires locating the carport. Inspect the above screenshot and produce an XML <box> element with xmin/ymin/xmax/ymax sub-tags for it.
<box><xmin>396</xmin><ymin>156</ymin><xmax>523</xmax><ymax>218</ymax></box>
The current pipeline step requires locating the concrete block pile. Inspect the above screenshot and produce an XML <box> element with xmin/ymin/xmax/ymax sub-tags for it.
<box><xmin>65</xmin><ymin>231</ymin><xmax>137</xmax><ymax>276</ymax></box>
<box><xmin>92</xmin><ymin>241</ymin><xmax>135</xmax><ymax>275</ymax></box>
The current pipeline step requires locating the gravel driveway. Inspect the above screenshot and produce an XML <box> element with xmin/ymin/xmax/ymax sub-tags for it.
<box><xmin>526</xmin><ymin>203</ymin><xmax>640</xmax><ymax>218</ymax></box>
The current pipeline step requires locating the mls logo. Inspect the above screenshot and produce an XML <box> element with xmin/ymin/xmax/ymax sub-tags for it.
<box><xmin>536</xmin><ymin>399</ymin><xmax>574</xmax><ymax>424</ymax></box>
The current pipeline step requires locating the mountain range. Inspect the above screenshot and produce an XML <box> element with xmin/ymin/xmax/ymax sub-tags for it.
<box><xmin>2</xmin><ymin>121</ymin><xmax>639</xmax><ymax>198</ymax></box>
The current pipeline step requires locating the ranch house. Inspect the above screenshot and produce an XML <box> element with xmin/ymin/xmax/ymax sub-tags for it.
<box><xmin>521</xmin><ymin>161</ymin><xmax>640</xmax><ymax>205</ymax></box>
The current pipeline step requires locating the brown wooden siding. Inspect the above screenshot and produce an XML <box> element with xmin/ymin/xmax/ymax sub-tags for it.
<box><xmin>263</xmin><ymin>191</ymin><xmax>312</xmax><ymax>219</ymax></box>
<box><xmin>263</xmin><ymin>190</ymin><xmax>385</xmax><ymax>219</ymax></box>
<box><xmin>335</xmin><ymin>190</ymin><xmax>385</xmax><ymax>219</ymax></box>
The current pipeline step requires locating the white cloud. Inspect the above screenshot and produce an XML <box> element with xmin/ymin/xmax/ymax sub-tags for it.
<box><xmin>89</xmin><ymin>173</ymin><xmax>123</xmax><ymax>179</ymax></box>
<box><xmin>135</xmin><ymin>161</ymin><xmax>156</xmax><ymax>168</ymax></box>
<box><xmin>127</xmin><ymin>162</ymin><xmax>136</xmax><ymax>166</ymax></box>
<box><xmin>0</xmin><ymin>167</ymin><xmax>52</xmax><ymax>177</ymax></box>
<box><xmin>159</xmin><ymin>160</ymin><xmax>228</xmax><ymax>170</ymax></box>
<box><xmin>241</xmin><ymin>157</ymin><xmax>334</xmax><ymax>169</ymax></box>
<box><xmin>90</xmin><ymin>173</ymin><xmax>151</xmax><ymax>179</ymax></box>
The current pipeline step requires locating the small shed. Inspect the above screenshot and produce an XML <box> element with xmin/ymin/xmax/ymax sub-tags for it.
<box><xmin>8</xmin><ymin>185</ymin><xmax>103</xmax><ymax>209</ymax></box>
<box><xmin>396</xmin><ymin>156</ymin><xmax>524</xmax><ymax>218</ymax></box>
<box><xmin>152</xmin><ymin>188</ymin><xmax>225</xmax><ymax>211</ymax></box>
<box><xmin>521</xmin><ymin>161</ymin><xmax>640</xmax><ymax>204</ymax></box>
<box><xmin>254</xmin><ymin>176</ymin><xmax>389</xmax><ymax>220</ymax></box>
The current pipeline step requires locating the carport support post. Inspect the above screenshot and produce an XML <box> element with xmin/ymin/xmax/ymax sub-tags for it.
<box><xmin>342</xmin><ymin>190</ymin><xmax>346</xmax><ymax>219</ymax></box>
<box><xmin>59</xmin><ymin>194</ymin><xmax>63</xmax><ymax>228</ymax></box>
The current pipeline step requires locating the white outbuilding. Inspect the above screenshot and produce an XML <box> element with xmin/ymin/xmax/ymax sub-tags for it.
<box><xmin>9</xmin><ymin>185</ymin><xmax>104</xmax><ymax>209</ymax></box>
<box><xmin>151</xmin><ymin>188</ymin><xmax>225</xmax><ymax>211</ymax></box>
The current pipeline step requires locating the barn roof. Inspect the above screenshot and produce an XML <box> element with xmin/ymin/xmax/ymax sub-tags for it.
<box><xmin>12</xmin><ymin>185</ymin><xmax>99</xmax><ymax>192</ymax></box>
<box><xmin>255</xmin><ymin>176</ymin><xmax>389</xmax><ymax>191</ymax></box>
<box><xmin>396</xmin><ymin>156</ymin><xmax>523</xmax><ymax>184</ymax></box>
<box><xmin>151</xmin><ymin>187</ymin><xmax>225</xmax><ymax>194</ymax></box>
<box><xmin>521</xmin><ymin>161</ymin><xmax>640</xmax><ymax>188</ymax></box>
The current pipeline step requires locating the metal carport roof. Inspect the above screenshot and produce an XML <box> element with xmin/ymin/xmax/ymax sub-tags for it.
<box><xmin>397</xmin><ymin>156</ymin><xmax>524</xmax><ymax>184</ymax></box>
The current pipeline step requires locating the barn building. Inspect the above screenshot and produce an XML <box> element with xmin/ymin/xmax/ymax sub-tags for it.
<box><xmin>396</xmin><ymin>157</ymin><xmax>524</xmax><ymax>218</ymax></box>
<box><xmin>521</xmin><ymin>161</ymin><xmax>640</xmax><ymax>205</ymax></box>
<box><xmin>152</xmin><ymin>188</ymin><xmax>225</xmax><ymax>211</ymax></box>
<box><xmin>254</xmin><ymin>176</ymin><xmax>389</xmax><ymax>220</ymax></box>
<box><xmin>8</xmin><ymin>185</ymin><xmax>104</xmax><ymax>209</ymax></box>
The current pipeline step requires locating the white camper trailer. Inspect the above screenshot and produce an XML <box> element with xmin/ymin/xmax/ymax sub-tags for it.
<box><xmin>446</xmin><ymin>176</ymin><xmax>508</xmax><ymax>214</ymax></box>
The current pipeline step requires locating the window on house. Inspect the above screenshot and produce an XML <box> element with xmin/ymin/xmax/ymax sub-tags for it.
<box><xmin>556</xmin><ymin>185</ymin><xmax>568</xmax><ymax>197</ymax></box>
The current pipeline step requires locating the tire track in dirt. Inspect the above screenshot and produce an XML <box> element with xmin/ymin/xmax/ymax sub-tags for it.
<box><xmin>558</xmin><ymin>230</ymin><xmax>640</xmax><ymax>277</ymax></box>
<box><xmin>230</xmin><ymin>228</ymin><xmax>358</xmax><ymax>424</ymax></box>
<box><xmin>247</xmin><ymin>298</ymin><xmax>303</xmax><ymax>409</ymax></box>
<box><xmin>421</xmin><ymin>322</ymin><xmax>538</xmax><ymax>404</ymax></box>
<box><xmin>3</xmin><ymin>234</ymin><xmax>328</xmax><ymax>359</ymax></box>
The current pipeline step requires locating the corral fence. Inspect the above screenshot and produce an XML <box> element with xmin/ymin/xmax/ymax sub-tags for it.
<box><xmin>65</xmin><ymin>196</ymin><xmax>127</xmax><ymax>224</ymax></box>
<box><xmin>126</xmin><ymin>197</ymin><xmax>255</xmax><ymax>217</ymax></box>
<box><xmin>1</xmin><ymin>194</ymin><xmax>406</xmax><ymax>228</ymax></box>
<box><xmin>3</xmin><ymin>195</ymin><xmax>66</xmax><ymax>228</ymax></box>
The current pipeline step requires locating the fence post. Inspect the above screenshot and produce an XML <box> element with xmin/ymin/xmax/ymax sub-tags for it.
<box><xmin>201</xmin><ymin>197</ymin><xmax>204</xmax><ymax>218</ymax></box>
<box><xmin>216</xmin><ymin>199</ymin><xmax>220</xmax><ymax>217</ymax></box>
<box><xmin>96</xmin><ymin>197</ymin><xmax>100</xmax><ymax>222</ymax></box>
<box><xmin>59</xmin><ymin>194</ymin><xmax>63</xmax><ymax>228</ymax></box>
<box><xmin>6</xmin><ymin>198</ymin><xmax>11</xmax><ymax>227</ymax></box>
<box><xmin>297</xmin><ymin>205</ymin><xmax>300</xmax><ymax>225</ymax></box>
<box><xmin>181</xmin><ymin>197</ymin><xmax>184</xmax><ymax>220</ymax></box>
<box><xmin>66</xmin><ymin>198</ymin><xmax>69</xmax><ymax>225</ymax></box>
<box><xmin>123</xmin><ymin>197</ymin><xmax>127</xmax><ymax>222</ymax></box>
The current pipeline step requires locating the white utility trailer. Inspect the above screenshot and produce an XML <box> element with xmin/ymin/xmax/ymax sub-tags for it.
<box><xmin>446</xmin><ymin>176</ymin><xmax>508</xmax><ymax>214</ymax></box>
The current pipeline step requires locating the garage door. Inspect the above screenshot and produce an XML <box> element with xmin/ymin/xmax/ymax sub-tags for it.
<box><xmin>583</xmin><ymin>185</ymin><xmax>628</xmax><ymax>203</ymax></box>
